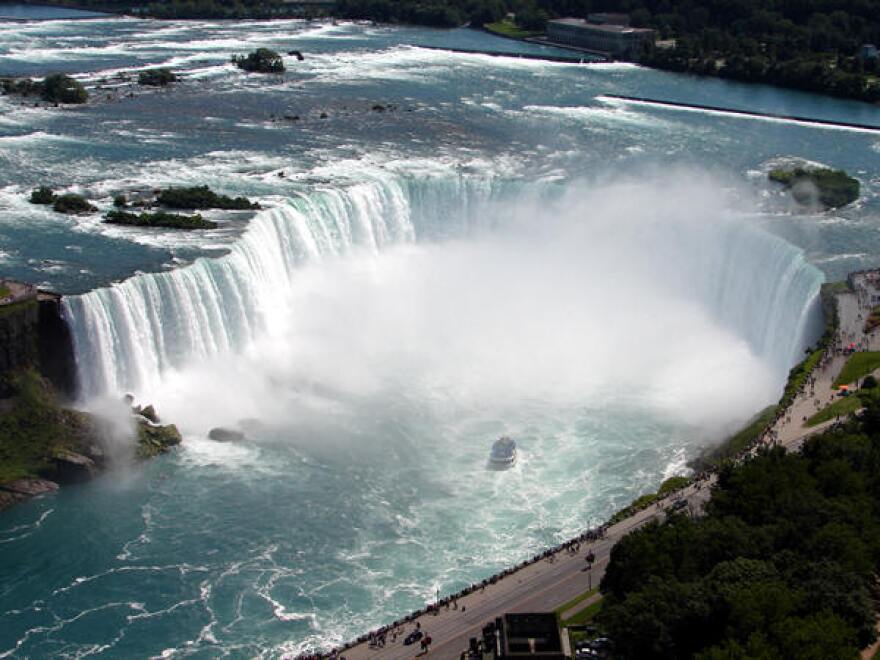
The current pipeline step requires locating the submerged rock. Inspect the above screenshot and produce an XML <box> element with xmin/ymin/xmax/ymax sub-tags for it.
<box><xmin>208</xmin><ymin>427</ymin><xmax>245</xmax><ymax>442</ymax></box>
<box><xmin>0</xmin><ymin>478</ymin><xmax>58</xmax><ymax>511</ymax></box>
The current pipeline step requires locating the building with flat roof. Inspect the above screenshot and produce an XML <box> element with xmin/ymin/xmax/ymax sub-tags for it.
<box><xmin>476</xmin><ymin>613</ymin><xmax>566</xmax><ymax>659</ymax></box>
<box><xmin>546</xmin><ymin>18</ymin><xmax>655</xmax><ymax>60</ymax></box>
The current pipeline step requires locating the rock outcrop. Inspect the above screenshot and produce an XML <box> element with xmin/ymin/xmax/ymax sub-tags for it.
<box><xmin>0</xmin><ymin>281</ymin><xmax>76</xmax><ymax>399</ymax></box>
<box><xmin>0</xmin><ymin>478</ymin><xmax>58</xmax><ymax>510</ymax></box>
<box><xmin>0</xmin><ymin>372</ymin><xmax>183</xmax><ymax>512</ymax></box>
<box><xmin>136</xmin><ymin>420</ymin><xmax>182</xmax><ymax>458</ymax></box>
<box><xmin>208</xmin><ymin>427</ymin><xmax>245</xmax><ymax>442</ymax></box>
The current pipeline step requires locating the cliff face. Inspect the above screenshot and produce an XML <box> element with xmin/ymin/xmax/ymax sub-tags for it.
<box><xmin>0</xmin><ymin>299</ymin><xmax>40</xmax><ymax>398</ymax></box>
<box><xmin>37</xmin><ymin>294</ymin><xmax>77</xmax><ymax>398</ymax></box>
<box><xmin>0</xmin><ymin>283</ymin><xmax>77</xmax><ymax>399</ymax></box>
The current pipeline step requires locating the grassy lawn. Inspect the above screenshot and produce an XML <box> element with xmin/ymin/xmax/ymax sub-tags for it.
<box><xmin>783</xmin><ymin>348</ymin><xmax>824</xmax><ymax>407</ymax></box>
<box><xmin>561</xmin><ymin>597</ymin><xmax>603</xmax><ymax>627</ymax></box>
<box><xmin>806</xmin><ymin>395</ymin><xmax>862</xmax><ymax>427</ymax></box>
<box><xmin>484</xmin><ymin>20</ymin><xmax>541</xmax><ymax>39</ymax></box>
<box><xmin>555</xmin><ymin>587</ymin><xmax>598</xmax><ymax>618</ymax></box>
<box><xmin>700</xmin><ymin>404</ymin><xmax>778</xmax><ymax>467</ymax></box>
<box><xmin>0</xmin><ymin>284</ymin><xmax>10</xmax><ymax>299</ymax></box>
<box><xmin>834</xmin><ymin>352</ymin><xmax>880</xmax><ymax>387</ymax></box>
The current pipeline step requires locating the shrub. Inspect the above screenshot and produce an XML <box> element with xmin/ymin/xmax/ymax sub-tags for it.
<box><xmin>29</xmin><ymin>186</ymin><xmax>56</xmax><ymax>205</ymax></box>
<box><xmin>52</xmin><ymin>193</ymin><xmax>96</xmax><ymax>214</ymax></box>
<box><xmin>138</xmin><ymin>68</ymin><xmax>177</xmax><ymax>86</ymax></box>
<box><xmin>156</xmin><ymin>185</ymin><xmax>260</xmax><ymax>210</ymax></box>
<box><xmin>105</xmin><ymin>209</ymin><xmax>217</xmax><ymax>229</ymax></box>
<box><xmin>769</xmin><ymin>166</ymin><xmax>860</xmax><ymax>209</ymax></box>
<box><xmin>231</xmin><ymin>48</ymin><xmax>285</xmax><ymax>73</ymax></box>
<box><xmin>41</xmin><ymin>74</ymin><xmax>88</xmax><ymax>104</ymax></box>
<box><xmin>113</xmin><ymin>194</ymin><xmax>128</xmax><ymax>208</ymax></box>
<box><xmin>2</xmin><ymin>78</ymin><xmax>43</xmax><ymax>97</ymax></box>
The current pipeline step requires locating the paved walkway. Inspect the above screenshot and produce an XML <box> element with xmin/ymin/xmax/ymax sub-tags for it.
<box><xmin>336</xmin><ymin>274</ymin><xmax>880</xmax><ymax>660</ymax></box>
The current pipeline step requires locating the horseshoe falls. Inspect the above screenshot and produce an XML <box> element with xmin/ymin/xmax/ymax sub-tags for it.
<box><xmin>65</xmin><ymin>174</ymin><xmax>823</xmax><ymax>403</ymax></box>
<box><xmin>1</xmin><ymin>15</ymin><xmax>878</xmax><ymax>660</ymax></box>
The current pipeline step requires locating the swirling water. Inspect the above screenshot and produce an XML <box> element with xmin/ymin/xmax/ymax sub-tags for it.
<box><xmin>0</xmin><ymin>11</ymin><xmax>878</xmax><ymax>657</ymax></box>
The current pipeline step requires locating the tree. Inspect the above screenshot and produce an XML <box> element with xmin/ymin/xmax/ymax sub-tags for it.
<box><xmin>231</xmin><ymin>48</ymin><xmax>285</xmax><ymax>73</ymax></box>
<box><xmin>41</xmin><ymin>74</ymin><xmax>88</xmax><ymax>104</ymax></box>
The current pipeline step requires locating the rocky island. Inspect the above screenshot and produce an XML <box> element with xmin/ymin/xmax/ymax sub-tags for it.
<box><xmin>138</xmin><ymin>67</ymin><xmax>177</xmax><ymax>86</ymax></box>
<box><xmin>231</xmin><ymin>48</ymin><xmax>285</xmax><ymax>73</ymax></box>
<box><xmin>2</xmin><ymin>73</ymin><xmax>88</xmax><ymax>104</ymax></box>
<box><xmin>769</xmin><ymin>165</ymin><xmax>861</xmax><ymax>210</ymax></box>
<box><xmin>105</xmin><ymin>208</ymin><xmax>217</xmax><ymax>229</ymax></box>
<box><xmin>26</xmin><ymin>184</ymin><xmax>260</xmax><ymax>229</ymax></box>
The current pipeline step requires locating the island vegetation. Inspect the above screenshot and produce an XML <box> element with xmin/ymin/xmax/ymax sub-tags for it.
<box><xmin>138</xmin><ymin>67</ymin><xmax>177</xmax><ymax>86</ymax></box>
<box><xmin>597</xmin><ymin>397</ymin><xmax>880</xmax><ymax>659</ymax></box>
<box><xmin>157</xmin><ymin>185</ymin><xmax>261</xmax><ymax>210</ymax></box>
<box><xmin>29</xmin><ymin>186</ymin><xmax>56</xmax><ymax>205</ymax></box>
<box><xmin>769</xmin><ymin>166</ymin><xmax>861</xmax><ymax>210</ymax></box>
<box><xmin>231</xmin><ymin>48</ymin><xmax>285</xmax><ymax>73</ymax></box>
<box><xmin>28</xmin><ymin>184</ymin><xmax>257</xmax><ymax>228</ymax></box>
<box><xmin>1</xmin><ymin>73</ymin><xmax>88</xmax><ymax>104</ymax></box>
<box><xmin>29</xmin><ymin>187</ymin><xmax>97</xmax><ymax>214</ymax></box>
<box><xmin>53</xmin><ymin>193</ymin><xmax>98</xmax><ymax>215</ymax></box>
<box><xmin>105</xmin><ymin>209</ymin><xmax>218</xmax><ymax>229</ymax></box>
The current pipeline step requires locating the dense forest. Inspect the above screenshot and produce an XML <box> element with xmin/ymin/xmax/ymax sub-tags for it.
<box><xmin>335</xmin><ymin>0</ymin><xmax>880</xmax><ymax>100</ymax></box>
<box><xmin>595</xmin><ymin>401</ymin><xmax>880</xmax><ymax>659</ymax></box>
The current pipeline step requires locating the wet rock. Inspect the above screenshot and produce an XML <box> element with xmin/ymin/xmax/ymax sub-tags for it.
<box><xmin>140</xmin><ymin>404</ymin><xmax>159</xmax><ymax>424</ymax></box>
<box><xmin>208</xmin><ymin>427</ymin><xmax>245</xmax><ymax>442</ymax></box>
<box><xmin>0</xmin><ymin>478</ymin><xmax>58</xmax><ymax>511</ymax></box>
<box><xmin>53</xmin><ymin>450</ymin><xmax>97</xmax><ymax>482</ymax></box>
<box><xmin>137</xmin><ymin>420</ymin><xmax>182</xmax><ymax>459</ymax></box>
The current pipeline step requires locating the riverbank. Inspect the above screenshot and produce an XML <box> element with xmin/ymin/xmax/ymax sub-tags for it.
<box><xmin>325</xmin><ymin>268</ymin><xmax>879</xmax><ymax>660</ymax></box>
<box><xmin>0</xmin><ymin>368</ymin><xmax>183</xmax><ymax>511</ymax></box>
<box><xmin>0</xmin><ymin>279</ymin><xmax>183</xmax><ymax>511</ymax></box>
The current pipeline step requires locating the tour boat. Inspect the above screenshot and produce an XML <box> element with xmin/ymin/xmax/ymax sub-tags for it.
<box><xmin>488</xmin><ymin>436</ymin><xmax>517</xmax><ymax>469</ymax></box>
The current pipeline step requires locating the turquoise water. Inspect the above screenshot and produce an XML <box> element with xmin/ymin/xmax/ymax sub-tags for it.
<box><xmin>0</xmin><ymin>4</ymin><xmax>110</xmax><ymax>20</ymax></box>
<box><xmin>0</xmin><ymin>16</ymin><xmax>878</xmax><ymax>657</ymax></box>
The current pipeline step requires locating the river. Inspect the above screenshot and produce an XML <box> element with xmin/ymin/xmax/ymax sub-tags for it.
<box><xmin>0</xmin><ymin>14</ymin><xmax>878</xmax><ymax>657</ymax></box>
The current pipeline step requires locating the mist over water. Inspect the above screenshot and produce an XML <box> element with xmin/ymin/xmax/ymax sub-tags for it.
<box><xmin>123</xmin><ymin>175</ymin><xmax>808</xmax><ymax>438</ymax></box>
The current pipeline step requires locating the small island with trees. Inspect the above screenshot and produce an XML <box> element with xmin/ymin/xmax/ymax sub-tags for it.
<box><xmin>27</xmin><ymin>185</ymin><xmax>261</xmax><ymax>229</ymax></box>
<box><xmin>137</xmin><ymin>67</ymin><xmax>177</xmax><ymax>86</ymax></box>
<box><xmin>2</xmin><ymin>73</ymin><xmax>88</xmax><ymax>104</ymax></box>
<box><xmin>231</xmin><ymin>48</ymin><xmax>285</xmax><ymax>73</ymax></box>
<box><xmin>769</xmin><ymin>166</ymin><xmax>861</xmax><ymax>210</ymax></box>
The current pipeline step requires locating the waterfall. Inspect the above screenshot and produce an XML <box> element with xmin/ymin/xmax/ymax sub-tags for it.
<box><xmin>64</xmin><ymin>172</ymin><xmax>824</xmax><ymax>400</ymax></box>
<box><xmin>64</xmin><ymin>171</ymin><xmax>510</xmax><ymax>398</ymax></box>
<box><xmin>691</xmin><ymin>220</ymin><xmax>824</xmax><ymax>370</ymax></box>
